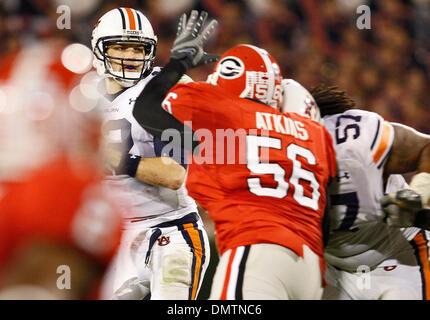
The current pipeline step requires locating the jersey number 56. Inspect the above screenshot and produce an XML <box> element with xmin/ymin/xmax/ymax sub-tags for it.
<box><xmin>246</xmin><ymin>135</ymin><xmax>320</xmax><ymax>210</ymax></box>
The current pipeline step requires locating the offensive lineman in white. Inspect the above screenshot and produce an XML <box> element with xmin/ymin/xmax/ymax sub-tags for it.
<box><xmin>282</xmin><ymin>81</ymin><xmax>430</xmax><ymax>300</ymax></box>
<box><xmin>91</xmin><ymin>8</ymin><xmax>210</xmax><ymax>300</ymax></box>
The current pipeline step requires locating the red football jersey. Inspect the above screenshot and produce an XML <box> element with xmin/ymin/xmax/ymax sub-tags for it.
<box><xmin>162</xmin><ymin>82</ymin><xmax>336</xmax><ymax>267</ymax></box>
<box><xmin>0</xmin><ymin>156</ymin><xmax>123</xmax><ymax>298</ymax></box>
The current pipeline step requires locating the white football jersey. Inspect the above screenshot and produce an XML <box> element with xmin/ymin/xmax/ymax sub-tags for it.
<box><xmin>323</xmin><ymin>109</ymin><xmax>419</xmax><ymax>271</ymax></box>
<box><xmin>100</xmin><ymin>67</ymin><xmax>197</xmax><ymax>227</ymax></box>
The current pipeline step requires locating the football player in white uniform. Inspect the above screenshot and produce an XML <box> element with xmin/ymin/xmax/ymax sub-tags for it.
<box><xmin>282</xmin><ymin>82</ymin><xmax>430</xmax><ymax>300</ymax></box>
<box><xmin>91</xmin><ymin>8</ymin><xmax>210</xmax><ymax>300</ymax></box>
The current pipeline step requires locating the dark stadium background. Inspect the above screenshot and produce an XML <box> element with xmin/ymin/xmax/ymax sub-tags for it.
<box><xmin>1</xmin><ymin>0</ymin><xmax>429</xmax><ymax>299</ymax></box>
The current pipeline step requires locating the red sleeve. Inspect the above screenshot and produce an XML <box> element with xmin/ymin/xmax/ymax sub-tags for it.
<box><xmin>161</xmin><ymin>82</ymin><xmax>222</xmax><ymax>131</ymax></box>
<box><xmin>323</xmin><ymin>127</ymin><xmax>337</xmax><ymax>178</ymax></box>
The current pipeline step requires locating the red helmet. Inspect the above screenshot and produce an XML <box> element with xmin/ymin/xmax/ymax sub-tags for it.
<box><xmin>207</xmin><ymin>44</ymin><xmax>283</xmax><ymax>109</ymax></box>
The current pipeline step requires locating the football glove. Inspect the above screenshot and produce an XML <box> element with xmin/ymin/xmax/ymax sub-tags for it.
<box><xmin>170</xmin><ymin>10</ymin><xmax>219</xmax><ymax>71</ymax></box>
<box><xmin>381</xmin><ymin>189</ymin><xmax>423</xmax><ymax>228</ymax></box>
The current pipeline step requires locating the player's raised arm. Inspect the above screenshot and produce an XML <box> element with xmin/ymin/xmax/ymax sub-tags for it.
<box><xmin>384</xmin><ymin>123</ymin><xmax>430</xmax><ymax>178</ymax></box>
<box><xmin>132</xmin><ymin>11</ymin><xmax>218</xmax><ymax>150</ymax></box>
<box><xmin>381</xmin><ymin>123</ymin><xmax>430</xmax><ymax>228</ymax></box>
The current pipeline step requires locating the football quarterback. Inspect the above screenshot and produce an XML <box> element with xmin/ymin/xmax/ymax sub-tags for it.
<box><xmin>92</xmin><ymin>8</ymin><xmax>210</xmax><ymax>300</ymax></box>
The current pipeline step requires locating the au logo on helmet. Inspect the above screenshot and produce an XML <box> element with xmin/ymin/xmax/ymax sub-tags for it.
<box><xmin>304</xmin><ymin>97</ymin><xmax>316</xmax><ymax>118</ymax></box>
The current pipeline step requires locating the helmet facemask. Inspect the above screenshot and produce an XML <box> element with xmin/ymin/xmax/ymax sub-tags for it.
<box><xmin>93</xmin><ymin>35</ymin><xmax>157</xmax><ymax>87</ymax></box>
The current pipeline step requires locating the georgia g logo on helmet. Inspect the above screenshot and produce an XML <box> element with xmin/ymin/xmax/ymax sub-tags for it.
<box><xmin>207</xmin><ymin>44</ymin><xmax>284</xmax><ymax>110</ymax></box>
<box><xmin>217</xmin><ymin>56</ymin><xmax>245</xmax><ymax>79</ymax></box>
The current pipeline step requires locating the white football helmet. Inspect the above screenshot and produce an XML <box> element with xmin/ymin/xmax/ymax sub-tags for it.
<box><xmin>91</xmin><ymin>8</ymin><xmax>157</xmax><ymax>87</ymax></box>
<box><xmin>281</xmin><ymin>79</ymin><xmax>322</xmax><ymax>123</ymax></box>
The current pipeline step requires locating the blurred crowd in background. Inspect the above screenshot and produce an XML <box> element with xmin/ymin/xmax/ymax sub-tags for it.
<box><xmin>0</xmin><ymin>0</ymin><xmax>429</xmax><ymax>133</ymax></box>
<box><xmin>0</xmin><ymin>0</ymin><xmax>428</xmax><ymax>300</ymax></box>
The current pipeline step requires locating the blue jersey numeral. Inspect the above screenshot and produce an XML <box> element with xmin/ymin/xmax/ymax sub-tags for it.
<box><xmin>335</xmin><ymin>115</ymin><xmax>362</xmax><ymax>144</ymax></box>
<box><xmin>331</xmin><ymin>192</ymin><xmax>360</xmax><ymax>232</ymax></box>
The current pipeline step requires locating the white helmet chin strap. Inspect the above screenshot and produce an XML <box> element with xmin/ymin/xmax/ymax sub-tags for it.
<box><xmin>105</xmin><ymin>58</ymin><xmax>143</xmax><ymax>88</ymax></box>
<box><xmin>112</xmin><ymin>75</ymin><xmax>137</xmax><ymax>88</ymax></box>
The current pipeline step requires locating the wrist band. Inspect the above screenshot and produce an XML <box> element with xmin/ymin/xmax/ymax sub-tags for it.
<box><xmin>125</xmin><ymin>155</ymin><xmax>141</xmax><ymax>177</ymax></box>
<box><xmin>118</xmin><ymin>154</ymin><xmax>141</xmax><ymax>177</ymax></box>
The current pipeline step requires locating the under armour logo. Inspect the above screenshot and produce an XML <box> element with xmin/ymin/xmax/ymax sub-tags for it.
<box><xmin>336</xmin><ymin>172</ymin><xmax>350</xmax><ymax>182</ymax></box>
<box><xmin>129</xmin><ymin>98</ymin><xmax>136</xmax><ymax>105</ymax></box>
<box><xmin>157</xmin><ymin>236</ymin><xmax>170</xmax><ymax>246</ymax></box>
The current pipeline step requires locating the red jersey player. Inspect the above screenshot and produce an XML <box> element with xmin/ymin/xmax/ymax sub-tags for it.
<box><xmin>0</xmin><ymin>156</ymin><xmax>123</xmax><ymax>299</ymax></box>
<box><xmin>0</xmin><ymin>41</ymin><xmax>123</xmax><ymax>299</ymax></box>
<box><xmin>133</xmin><ymin>11</ymin><xmax>336</xmax><ymax>299</ymax></box>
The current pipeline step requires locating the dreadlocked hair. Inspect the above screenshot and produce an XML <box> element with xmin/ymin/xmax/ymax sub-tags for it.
<box><xmin>309</xmin><ymin>84</ymin><xmax>356</xmax><ymax>117</ymax></box>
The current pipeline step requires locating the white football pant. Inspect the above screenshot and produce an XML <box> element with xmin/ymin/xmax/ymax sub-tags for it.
<box><xmin>323</xmin><ymin>231</ymin><xmax>430</xmax><ymax>300</ymax></box>
<box><xmin>100</xmin><ymin>212</ymin><xmax>210</xmax><ymax>300</ymax></box>
<box><xmin>209</xmin><ymin>243</ymin><xmax>323</xmax><ymax>300</ymax></box>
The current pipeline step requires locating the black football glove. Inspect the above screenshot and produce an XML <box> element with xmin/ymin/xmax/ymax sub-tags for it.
<box><xmin>170</xmin><ymin>10</ymin><xmax>219</xmax><ymax>71</ymax></box>
<box><xmin>381</xmin><ymin>189</ymin><xmax>423</xmax><ymax>228</ymax></box>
